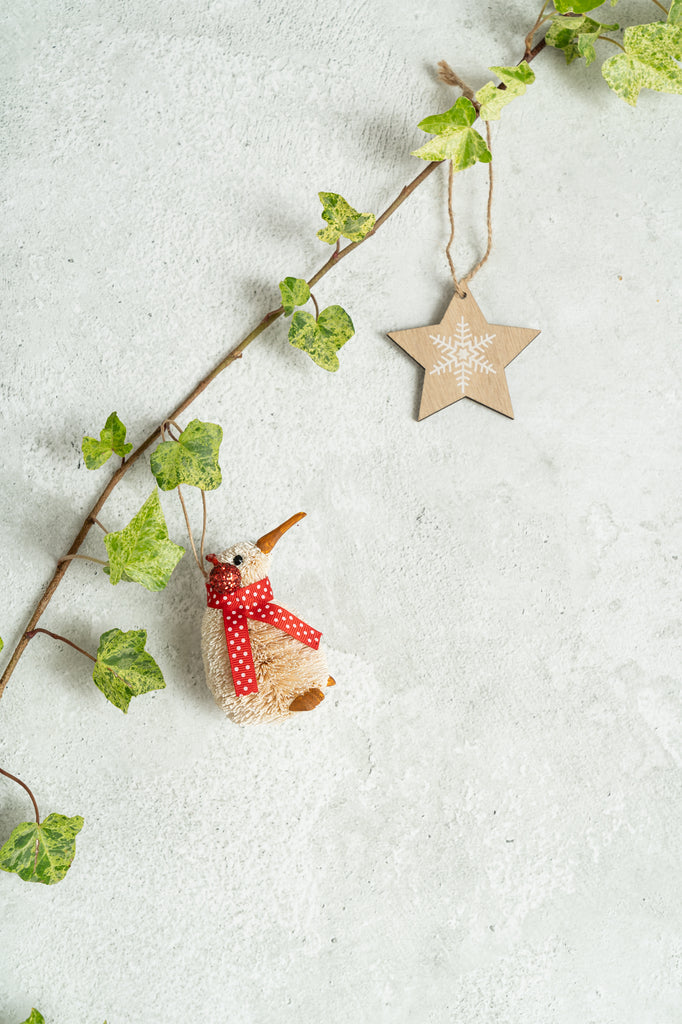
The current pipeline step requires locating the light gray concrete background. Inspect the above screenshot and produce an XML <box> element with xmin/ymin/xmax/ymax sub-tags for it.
<box><xmin>1</xmin><ymin>1</ymin><xmax>681</xmax><ymax>1021</ymax></box>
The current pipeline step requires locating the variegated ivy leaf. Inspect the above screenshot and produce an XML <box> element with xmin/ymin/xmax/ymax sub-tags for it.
<box><xmin>669</xmin><ymin>0</ymin><xmax>682</xmax><ymax>26</ymax></box>
<box><xmin>475</xmin><ymin>62</ymin><xmax>535</xmax><ymax>120</ymax></box>
<box><xmin>0</xmin><ymin>813</ymin><xmax>84</xmax><ymax>884</ymax></box>
<box><xmin>554</xmin><ymin>0</ymin><xmax>617</xmax><ymax>12</ymax></box>
<box><xmin>602</xmin><ymin>21</ymin><xmax>682</xmax><ymax>105</ymax></box>
<box><xmin>92</xmin><ymin>627</ymin><xmax>165</xmax><ymax>712</ymax></box>
<box><xmin>546</xmin><ymin>15</ymin><xmax>619</xmax><ymax>66</ymax></box>
<box><xmin>20</xmin><ymin>1011</ymin><xmax>45</xmax><ymax>1024</ymax></box>
<box><xmin>288</xmin><ymin>305</ymin><xmax>354</xmax><ymax>372</ymax></box>
<box><xmin>104</xmin><ymin>489</ymin><xmax>184</xmax><ymax>591</ymax></box>
<box><xmin>411</xmin><ymin>97</ymin><xmax>492</xmax><ymax>169</ymax></box>
<box><xmin>317</xmin><ymin>193</ymin><xmax>375</xmax><ymax>245</ymax></box>
<box><xmin>279</xmin><ymin>277</ymin><xmax>311</xmax><ymax>316</ymax></box>
<box><xmin>150</xmin><ymin>419</ymin><xmax>223</xmax><ymax>491</ymax></box>
<box><xmin>82</xmin><ymin>411</ymin><xmax>133</xmax><ymax>470</ymax></box>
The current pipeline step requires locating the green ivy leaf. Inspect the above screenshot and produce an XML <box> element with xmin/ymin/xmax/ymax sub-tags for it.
<box><xmin>602</xmin><ymin>22</ymin><xmax>682</xmax><ymax>105</ymax></box>
<box><xmin>288</xmin><ymin>305</ymin><xmax>354</xmax><ymax>372</ymax></box>
<box><xmin>19</xmin><ymin>1010</ymin><xmax>45</xmax><ymax>1024</ymax></box>
<box><xmin>411</xmin><ymin>97</ymin><xmax>492</xmax><ymax>169</ymax></box>
<box><xmin>150</xmin><ymin>419</ymin><xmax>223</xmax><ymax>491</ymax></box>
<box><xmin>475</xmin><ymin>62</ymin><xmax>535</xmax><ymax>120</ymax></box>
<box><xmin>279</xmin><ymin>277</ymin><xmax>311</xmax><ymax>316</ymax></box>
<box><xmin>553</xmin><ymin>0</ymin><xmax>612</xmax><ymax>12</ymax></box>
<box><xmin>82</xmin><ymin>412</ymin><xmax>133</xmax><ymax>470</ymax></box>
<box><xmin>103</xmin><ymin>489</ymin><xmax>184</xmax><ymax>591</ymax></box>
<box><xmin>669</xmin><ymin>0</ymin><xmax>682</xmax><ymax>25</ymax></box>
<box><xmin>0</xmin><ymin>636</ymin><xmax>3</xmax><ymax>653</ymax></box>
<box><xmin>92</xmin><ymin>627</ymin><xmax>165</xmax><ymax>712</ymax></box>
<box><xmin>546</xmin><ymin>15</ymin><xmax>619</xmax><ymax>66</ymax></box>
<box><xmin>0</xmin><ymin>813</ymin><xmax>84</xmax><ymax>884</ymax></box>
<box><xmin>317</xmin><ymin>193</ymin><xmax>375</xmax><ymax>245</ymax></box>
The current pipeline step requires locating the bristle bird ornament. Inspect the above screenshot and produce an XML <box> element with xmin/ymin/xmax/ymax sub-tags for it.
<box><xmin>201</xmin><ymin>512</ymin><xmax>334</xmax><ymax>725</ymax></box>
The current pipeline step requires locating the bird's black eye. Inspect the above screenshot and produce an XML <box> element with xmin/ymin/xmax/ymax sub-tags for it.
<box><xmin>233</xmin><ymin>555</ymin><xmax>243</xmax><ymax>566</ymax></box>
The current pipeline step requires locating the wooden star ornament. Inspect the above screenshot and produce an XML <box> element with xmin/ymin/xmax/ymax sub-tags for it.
<box><xmin>387</xmin><ymin>289</ymin><xmax>540</xmax><ymax>420</ymax></box>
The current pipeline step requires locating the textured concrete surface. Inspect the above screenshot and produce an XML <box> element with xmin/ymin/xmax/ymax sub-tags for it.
<box><xmin>1</xmin><ymin>1</ymin><xmax>681</xmax><ymax>1022</ymax></box>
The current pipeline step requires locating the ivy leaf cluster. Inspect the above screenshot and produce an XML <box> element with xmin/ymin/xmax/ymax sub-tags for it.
<box><xmin>82</xmin><ymin>412</ymin><xmax>133</xmax><ymax>470</ymax></box>
<box><xmin>276</xmin><ymin>191</ymin><xmax>374</xmax><ymax>369</ymax></box>
<box><xmin>0</xmin><ymin>813</ymin><xmax>84</xmax><ymax>885</ymax></box>
<box><xmin>545</xmin><ymin>1</ymin><xmax>682</xmax><ymax>104</ymax></box>
<box><xmin>78</xmin><ymin>418</ymin><xmax>227</xmax><ymax>595</ymax></box>
<box><xmin>3</xmin><ymin>417</ymin><xmax>223</xmax><ymax>885</ymax></box>
<box><xmin>546</xmin><ymin>15</ymin><xmax>620</xmax><ymax>66</ymax></box>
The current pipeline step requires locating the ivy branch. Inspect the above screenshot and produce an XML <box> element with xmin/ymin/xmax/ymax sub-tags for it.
<box><xmin>1</xmin><ymin>0</ymin><xmax>680</xmax><ymax>889</ymax></box>
<box><xmin>0</xmin><ymin>32</ymin><xmax>547</xmax><ymax>702</ymax></box>
<box><xmin>3</xmin><ymin>0</ymin><xmax>680</xmax><ymax>698</ymax></box>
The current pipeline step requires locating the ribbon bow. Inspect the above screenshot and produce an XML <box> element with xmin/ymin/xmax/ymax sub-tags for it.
<box><xmin>206</xmin><ymin>576</ymin><xmax>322</xmax><ymax>697</ymax></box>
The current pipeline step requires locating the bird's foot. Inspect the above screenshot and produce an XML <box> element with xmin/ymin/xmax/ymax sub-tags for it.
<box><xmin>289</xmin><ymin>688</ymin><xmax>325</xmax><ymax>712</ymax></box>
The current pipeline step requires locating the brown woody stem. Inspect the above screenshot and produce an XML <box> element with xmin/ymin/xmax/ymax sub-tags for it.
<box><xmin>0</xmin><ymin>767</ymin><xmax>41</xmax><ymax>824</ymax></box>
<box><xmin>0</xmin><ymin>31</ymin><xmax>548</xmax><ymax>702</ymax></box>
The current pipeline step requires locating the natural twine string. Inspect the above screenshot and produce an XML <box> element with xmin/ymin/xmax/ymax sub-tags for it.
<box><xmin>439</xmin><ymin>60</ymin><xmax>494</xmax><ymax>298</ymax></box>
<box><xmin>160</xmin><ymin>419</ymin><xmax>209</xmax><ymax>579</ymax></box>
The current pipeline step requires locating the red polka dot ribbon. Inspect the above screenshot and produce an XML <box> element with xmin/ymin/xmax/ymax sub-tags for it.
<box><xmin>206</xmin><ymin>576</ymin><xmax>322</xmax><ymax>697</ymax></box>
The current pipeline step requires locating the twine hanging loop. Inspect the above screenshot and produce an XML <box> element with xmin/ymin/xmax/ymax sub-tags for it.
<box><xmin>438</xmin><ymin>61</ymin><xmax>494</xmax><ymax>298</ymax></box>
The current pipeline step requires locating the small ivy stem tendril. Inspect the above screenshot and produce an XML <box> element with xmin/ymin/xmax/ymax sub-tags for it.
<box><xmin>58</xmin><ymin>553</ymin><xmax>108</xmax><ymax>566</ymax></box>
<box><xmin>525</xmin><ymin>0</ymin><xmax>550</xmax><ymax>59</ymax></box>
<box><xmin>598</xmin><ymin>35</ymin><xmax>626</xmax><ymax>50</ymax></box>
<box><xmin>0</xmin><ymin>767</ymin><xmax>41</xmax><ymax>825</ymax></box>
<box><xmin>25</xmin><ymin>627</ymin><xmax>97</xmax><ymax>663</ymax></box>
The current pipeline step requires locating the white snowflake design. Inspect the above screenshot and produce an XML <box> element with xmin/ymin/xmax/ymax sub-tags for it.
<box><xmin>429</xmin><ymin>316</ymin><xmax>497</xmax><ymax>393</ymax></box>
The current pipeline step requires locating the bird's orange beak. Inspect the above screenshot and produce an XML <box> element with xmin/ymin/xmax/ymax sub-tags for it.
<box><xmin>255</xmin><ymin>512</ymin><xmax>307</xmax><ymax>554</ymax></box>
